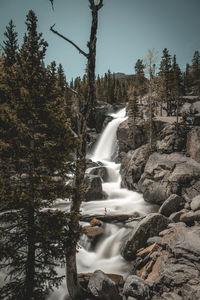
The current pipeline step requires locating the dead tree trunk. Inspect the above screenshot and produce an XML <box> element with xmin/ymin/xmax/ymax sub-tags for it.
<box><xmin>50</xmin><ymin>1</ymin><xmax>103</xmax><ymax>299</ymax></box>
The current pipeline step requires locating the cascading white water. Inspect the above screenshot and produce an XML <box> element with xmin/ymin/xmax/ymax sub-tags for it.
<box><xmin>48</xmin><ymin>107</ymin><xmax>154</xmax><ymax>299</ymax></box>
<box><xmin>92</xmin><ymin>108</ymin><xmax>127</xmax><ymax>162</ymax></box>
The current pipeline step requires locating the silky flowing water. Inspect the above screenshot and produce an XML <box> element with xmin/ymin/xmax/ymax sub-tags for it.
<box><xmin>0</xmin><ymin>108</ymin><xmax>153</xmax><ymax>299</ymax></box>
<box><xmin>48</xmin><ymin>108</ymin><xmax>153</xmax><ymax>299</ymax></box>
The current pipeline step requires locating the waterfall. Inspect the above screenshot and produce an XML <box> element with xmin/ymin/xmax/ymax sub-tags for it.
<box><xmin>91</xmin><ymin>108</ymin><xmax>127</xmax><ymax>161</ymax></box>
<box><xmin>47</xmin><ymin>107</ymin><xmax>153</xmax><ymax>299</ymax></box>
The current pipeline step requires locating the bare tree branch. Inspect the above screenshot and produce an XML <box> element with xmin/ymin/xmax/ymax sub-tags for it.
<box><xmin>50</xmin><ymin>24</ymin><xmax>89</xmax><ymax>58</ymax></box>
<box><xmin>49</xmin><ymin>0</ymin><xmax>54</xmax><ymax>11</ymax></box>
<box><xmin>89</xmin><ymin>0</ymin><xmax>103</xmax><ymax>10</ymax></box>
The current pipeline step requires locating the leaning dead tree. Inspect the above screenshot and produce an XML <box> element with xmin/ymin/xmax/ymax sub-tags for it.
<box><xmin>49</xmin><ymin>1</ymin><xmax>103</xmax><ymax>299</ymax></box>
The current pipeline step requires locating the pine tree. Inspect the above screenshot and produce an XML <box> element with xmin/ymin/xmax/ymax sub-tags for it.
<box><xmin>159</xmin><ymin>48</ymin><xmax>173</xmax><ymax>115</ymax></box>
<box><xmin>134</xmin><ymin>59</ymin><xmax>146</xmax><ymax>103</ymax></box>
<box><xmin>128</xmin><ymin>88</ymin><xmax>139</xmax><ymax>148</ymax></box>
<box><xmin>57</xmin><ymin>63</ymin><xmax>66</xmax><ymax>91</ymax></box>
<box><xmin>183</xmin><ymin>63</ymin><xmax>192</xmax><ymax>94</ymax></box>
<box><xmin>0</xmin><ymin>10</ymin><xmax>75</xmax><ymax>299</ymax></box>
<box><xmin>3</xmin><ymin>19</ymin><xmax>18</xmax><ymax>66</ymax></box>
<box><xmin>191</xmin><ymin>50</ymin><xmax>200</xmax><ymax>94</ymax></box>
<box><xmin>171</xmin><ymin>55</ymin><xmax>183</xmax><ymax>122</ymax></box>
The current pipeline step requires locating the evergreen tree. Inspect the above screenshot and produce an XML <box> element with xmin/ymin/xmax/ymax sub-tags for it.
<box><xmin>128</xmin><ymin>88</ymin><xmax>139</xmax><ymax>148</ymax></box>
<box><xmin>134</xmin><ymin>59</ymin><xmax>146</xmax><ymax>103</ymax></box>
<box><xmin>171</xmin><ymin>55</ymin><xmax>183</xmax><ymax>121</ymax></box>
<box><xmin>191</xmin><ymin>50</ymin><xmax>200</xmax><ymax>94</ymax></box>
<box><xmin>0</xmin><ymin>10</ymin><xmax>75</xmax><ymax>299</ymax></box>
<box><xmin>57</xmin><ymin>63</ymin><xmax>66</xmax><ymax>91</ymax></box>
<box><xmin>183</xmin><ymin>63</ymin><xmax>192</xmax><ymax>94</ymax></box>
<box><xmin>159</xmin><ymin>48</ymin><xmax>172</xmax><ymax>115</ymax></box>
<box><xmin>3</xmin><ymin>19</ymin><xmax>18</xmax><ymax>66</ymax></box>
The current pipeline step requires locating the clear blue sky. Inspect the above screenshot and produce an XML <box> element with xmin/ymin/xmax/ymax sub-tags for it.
<box><xmin>0</xmin><ymin>0</ymin><xmax>200</xmax><ymax>81</ymax></box>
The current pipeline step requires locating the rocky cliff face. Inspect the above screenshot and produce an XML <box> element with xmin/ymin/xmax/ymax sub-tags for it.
<box><xmin>115</xmin><ymin>102</ymin><xmax>200</xmax><ymax>300</ymax></box>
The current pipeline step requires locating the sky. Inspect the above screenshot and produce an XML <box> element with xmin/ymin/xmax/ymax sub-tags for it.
<box><xmin>0</xmin><ymin>0</ymin><xmax>200</xmax><ymax>81</ymax></box>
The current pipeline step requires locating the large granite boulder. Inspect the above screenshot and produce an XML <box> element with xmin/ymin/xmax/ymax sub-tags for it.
<box><xmin>84</xmin><ymin>174</ymin><xmax>105</xmax><ymax>201</ymax></box>
<box><xmin>137</xmin><ymin>152</ymin><xmax>200</xmax><ymax>204</ymax></box>
<box><xmin>132</xmin><ymin>223</ymin><xmax>200</xmax><ymax>300</ymax></box>
<box><xmin>121</xmin><ymin>145</ymin><xmax>149</xmax><ymax>189</ymax></box>
<box><xmin>123</xmin><ymin>275</ymin><xmax>151</xmax><ymax>300</ymax></box>
<box><xmin>190</xmin><ymin>195</ymin><xmax>200</xmax><ymax>211</ymax></box>
<box><xmin>187</xmin><ymin>127</ymin><xmax>200</xmax><ymax>163</ymax></box>
<box><xmin>121</xmin><ymin>213</ymin><xmax>169</xmax><ymax>261</ymax></box>
<box><xmin>117</xmin><ymin>119</ymin><xmax>148</xmax><ymax>153</ymax></box>
<box><xmin>88</xmin><ymin>270</ymin><xmax>122</xmax><ymax>300</ymax></box>
<box><xmin>156</xmin><ymin>124</ymin><xmax>187</xmax><ymax>154</ymax></box>
<box><xmin>158</xmin><ymin>194</ymin><xmax>185</xmax><ymax>217</ymax></box>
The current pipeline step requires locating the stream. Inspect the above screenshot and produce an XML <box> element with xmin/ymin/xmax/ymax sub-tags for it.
<box><xmin>49</xmin><ymin>108</ymin><xmax>153</xmax><ymax>299</ymax></box>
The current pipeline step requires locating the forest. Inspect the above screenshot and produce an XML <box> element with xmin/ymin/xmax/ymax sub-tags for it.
<box><xmin>1</xmin><ymin>0</ymin><xmax>200</xmax><ymax>300</ymax></box>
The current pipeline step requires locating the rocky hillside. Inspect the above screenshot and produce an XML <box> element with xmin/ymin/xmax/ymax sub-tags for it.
<box><xmin>115</xmin><ymin>96</ymin><xmax>200</xmax><ymax>299</ymax></box>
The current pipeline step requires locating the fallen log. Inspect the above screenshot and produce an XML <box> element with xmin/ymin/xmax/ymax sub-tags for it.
<box><xmin>80</xmin><ymin>213</ymin><xmax>145</xmax><ymax>224</ymax></box>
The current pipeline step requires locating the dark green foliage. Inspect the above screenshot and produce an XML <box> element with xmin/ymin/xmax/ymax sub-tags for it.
<box><xmin>0</xmin><ymin>10</ymin><xmax>75</xmax><ymax>299</ymax></box>
<box><xmin>3</xmin><ymin>19</ymin><xmax>18</xmax><ymax>66</ymax></box>
<box><xmin>158</xmin><ymin>48</ymin><xmax>173</xmax><ymax>115</ymax></box>
<box><xmin>128</xmin><ymin>88</ymin><xmax>140</xmax><ymax>146</ymax></box>
<box><xmin>191</xmin><ymin>51</ymin><xmax>200</xmax><ymax>94</ymax></box>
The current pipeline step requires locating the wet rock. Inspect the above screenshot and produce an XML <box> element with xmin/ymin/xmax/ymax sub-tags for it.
<box><xmin>123</xmin><ymin>275</ymin><xmax>151</xmax><ymax>300</ymax></box>
<box><xmin>87</xmin><ymin>131</ymin><xmax>100</xmax><ymax>150</ymax></box>
<box><xmin>180</xmin><ymin>210</ymin><xmax>200</xmax><ymax>224</ymax></box>
<box><xmin>137</xmin><ymin>153</ymin><xmax>200</xmax><ymax>204</ymax></box>
<box><xmin>84</xmin><ymin>174</ymin><xmax>105</xmax><ymax>201</ymax></box>
<box><xmin>187</xmin><ymin>127</ymin><xmax>200</xmax><ymax>163</ymax></box>
<box><xmin>83</xmin><ymin>226</ymin><xmax>104</xmax><ymax>241</ymax></box>
<box><xmin>122</xmin><ymin>213</ymin><xmax>169</xmax><ymax>260</ymax></box>
<box><xmin>88</xmin><ymin>101</ymin><xmax>114</xmax><ymax>133</ymax></box>
<box><xmin>158</xmin><ymin>194</ymin><xmax>185</xmax><ymax>217</ymax></box>
<box><xmin>190</xmin><ymin>195</ymin><xmax>200</xmax><ymax>211</ymax></box>
<box><xmin>121</xmin><ymin>145</ymin><xmax>149</xmax><ymax>189</ymax></box>
<box><xmin>86</xmin><ymin>159</ymin><xmax>100</xmax><ymax>169</ymax></box>
<box><xmin>88</xmin><ymin>270</ymin><xmax>122</xmax><ymax>300</ymax></box>
<box><xmin>90</xmin><ymin>218</ymin><xmax>102</xmax><ymax>227</ymax></box>
<box><xmin>87</xmin><ymin>165</ymin><xmax>108</xmax><ymax>182</ymax></box>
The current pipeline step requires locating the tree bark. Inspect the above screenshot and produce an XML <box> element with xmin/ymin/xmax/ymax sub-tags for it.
<box><xmin>25</xmin><ymin>207</ymin><xmax>35</xmax><ymax>300</ymax></box>
<box><xmin>50</xmin><ymin>1</ymin><xmax>103</xmax><ymax>299</ymax></box>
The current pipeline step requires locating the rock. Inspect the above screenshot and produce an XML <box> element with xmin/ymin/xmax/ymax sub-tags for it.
<box><xmin>83</xmin><ymin>226</ymin><xmax>104</xmax><ymax>241</ymax></box>
<box><xmin>87</xmin><ymin>165</ymin><xmax>108</xmax><ymax>182</ymax></box>
<box><xmin>121</xmin><ymin>145</ymin><xmax>149</xmax><ymax>190</ymax></box>
<box><xmin>190</xmin><ymin>195</ymin><xmax>200</xmax><ymax>211</ymax></box>
<box><xmin>88</xmin><ymin>270</ymin><xmax>122</xmax><ymax>300</ymax></box>
<box><xmin>137</xmin><ymin>152</ymin><xmax>200</xmax><ymax>204</ymax></box>
<box><xmin>117</xmin><ymin>119</ymin><xmax>148</xmax><ymax>153</ymax></box>
<box><xmin>90</xmin><ymin>218</ymin><xmax>102</xmax><ymax>227</ymax></box>
<box><xmin>158</xmin><ymin>194</ymin><xmax>185</xmax><ymax>217</ymax></box>
<box><xmin>84</xmin><ymin>174</ymin><xmax>105</xmax><ymax>201</ymax></box>
<box><xmin>88</xmin><ymin>101</ymin><xmax>114</xmax><ymax>133</ymax></box>
<box><xmin>132</xmin><ymin>223</ymin><xmax>200</xmax><ymax>300</ymax></box>
<box><xmin>156</xmin><ymin>124</ymin><xmax>186</xmax><ymax>154</ymax></box>
<box><xmin>123</xmin><ymin>275</ymin><xmax>151</xmax><ymax>300</ymax></box>
<box><xmin>137</xmin><ymin>243</ymin><xmax>159</xmax><ymax>258</ymax></box>
<box><xmin>169</xmin><ymin>211</ymin><xmax>183</xmax><ymax>222</ymax></box>
<box><xmin>187</xmin><ymin>127</ymin><xmax>200</xmax><ymax>163</ymax></box>
<box><xmin>161</xmin><ymin>292</ymin><xmax>182</xmax><ymax>300</ymax></box>
<box><xmin>147</xmin><ymin>236</ymin><xmax>162</xmax><ymax>246</ymax></box>
<box><xmin>122</xmin><ymin>213</ymin><xmax>169</xmax><ymax>260</ymax></box>
<box><xmin>87</xmin><ymin>131</ymin><xmax>100</xmax><ymax>150</ymax></box>
<box><xmin>180</xmin><ymin>210</ymin><xmax>200</xmax><ymax>224</ymax></box>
